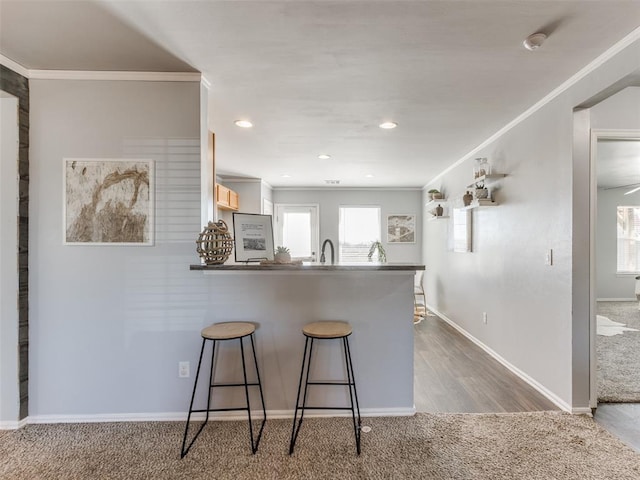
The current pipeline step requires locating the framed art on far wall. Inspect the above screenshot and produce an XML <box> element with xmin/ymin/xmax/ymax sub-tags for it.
<box><xmin>63</xmin><ymin>158</ymin><xmax>154</xmax><ymax>246</ymax></box>
<box><xmin>387</xmin><ymin>214</ymin><xmax>416</xmax><ymax>243</ymax></box>
<box><xmin>232</xmin><ymin>213</ymin><xmax>275</xmax><ymax>262</ymax></box>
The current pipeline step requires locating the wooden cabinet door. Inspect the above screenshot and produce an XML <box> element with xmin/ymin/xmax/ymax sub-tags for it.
<box><xmin>216</xmin><ymin>184</ymin><xmax>230</xmax><ymax>207</ymax></box>
<box><xmin>229</xmin><ymin>190</ymin><xmax>239</xmax><ymax>210</ymax></box>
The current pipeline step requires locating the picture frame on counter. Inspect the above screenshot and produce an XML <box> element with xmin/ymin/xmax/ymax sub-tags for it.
<box><xmin>232</xmin><ymin>212</ymin><xmax>275</xmax><ymax>262</ymax></box>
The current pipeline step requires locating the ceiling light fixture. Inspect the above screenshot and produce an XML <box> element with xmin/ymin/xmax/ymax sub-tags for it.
<box><xmin>365</xmin><ymin>174</ymin><xmax>374</xmax><ymax>178</ymax></box>
<box><xmin>624</xmin><ymin>185</ymin><xmax>640</xmax><ymax>195</ymax></box>
<box><xmin>234</xmin><ymin>120</ymin><xmax>253</xmax><ymax>128</ymax></box>
<box><xmin>281</xmin><ymin>174</ymin><xmax>291</xmax><ymax>178</ymax></box>
<box><xmin>318</xmin><ymin>154</ymin><xmax>331</xmax><ymax>160</ymax></box>
<box><xmin>379</xmin><ymin>121</ymin><xmax>397</xmax><ymax>129</ymax></box>
<box><xmin>523</xmin><ymin>32</ymin><xmax>547</xmax><ymax>51</ymax></box>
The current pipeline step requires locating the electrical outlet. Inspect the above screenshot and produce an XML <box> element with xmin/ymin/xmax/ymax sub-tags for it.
<box><xmin>482</xmin><ymin>312</ymin><xmax>488</xmax><ymax>324</ymax></box>
<box><xmin>178</xmin><ymin>361</ymin><xmax>190</xmax><ymax>378</ymax></box>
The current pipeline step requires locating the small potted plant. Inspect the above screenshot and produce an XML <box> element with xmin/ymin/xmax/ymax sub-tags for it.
<box><xmin>428</xmin><ymin>189</ymin><xmax>443</xmax><ymax>200</ymax></box>
<box><xmin>474</xmin><ymin>181</ymin><xmax>488</xmax><ymax>199</ymax></box>
<box><xmin>274</xmin><ymin>246</ymin><xmax>291</xmax><ymax>263</ymax></box>
<box><xmin>368</xmin><ymin>241</ymin><xmax>387</xmax><ymax>263</ymax></box>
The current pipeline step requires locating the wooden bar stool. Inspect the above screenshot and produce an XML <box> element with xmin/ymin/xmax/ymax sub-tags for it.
<box><xmin>289</xmin><ymin>320</ymin><xmax>362</xmax><ymax>455</ymax></box>
<box><xmin>180</xmin><ymin>322</ymin><xmax>266</xmax><ymax>458</ymax></box>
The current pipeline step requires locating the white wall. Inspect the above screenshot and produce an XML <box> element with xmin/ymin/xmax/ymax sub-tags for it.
<box><xmin>423</xmin><ymin>38</ymin><xmax>640</xmax><ymax>410</ymax></box>
<box><xmin>273</xmin><ymin>188</ymin><xmax>423</xmax><ymax>264</ymax></box>
<box><xmin>0</xmin><ymin>95</ymin><xmax>19</xmax><ymax>424</ymax></box>
<box><xmin>29</xmin><ymin>80</ymin><xmax>205</xmax><ymax>418</ymax></box>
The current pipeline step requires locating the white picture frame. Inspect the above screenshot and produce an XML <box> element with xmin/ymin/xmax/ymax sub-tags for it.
<box><xmin>63</xmin><ymin>158</ymin><xmax>154</xmax><ymax>245</ymax></box>
<box><xmin>232</xmin><ymin>213</ymin><xmax>275</xmax><ymax>262</ymax></box>
<box><xmin>387</xmin><ymin>214</ymin><xmax>416</xmax><ymax>243</ymax></box>
<box><xmin>451</xmin><ymin>208</ymin><xmax>472</xmax><ymax>253</ymax></box>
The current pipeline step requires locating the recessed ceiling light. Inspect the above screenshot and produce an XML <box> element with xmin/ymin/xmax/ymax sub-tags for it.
<box><xmin>379</xmin><ymin>121</ymin><xmax>397</xmax><ymax>129</ymax></box>
<box><xmin>318</xmin><ymin>154</ymin><xmax>331</xmax><ymax>160</ymax></box>
<box><xmin>234</xmin><ymin>120</ymin><xmax>253</xmax><ymax>128</ymax></box>
<box><xmin>365</xmin><ymin>174</ymin><xmax>374</xmax><ymax>178</ymax></box>
<box><xmin>281</xmin><ymin>174</ymin><xmax>291</xmax><ymax>178</ymax></box>
<box><xmin>523</xmin><ymin>33</ymin><xmax>546</xmax><ymax>51</ymax></box>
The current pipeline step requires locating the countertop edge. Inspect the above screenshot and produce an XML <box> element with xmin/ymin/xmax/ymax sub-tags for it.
<box><xmin>190</xmin><ymin>263</ymin><xmax>425</xmax><ymax>272</ymax></box>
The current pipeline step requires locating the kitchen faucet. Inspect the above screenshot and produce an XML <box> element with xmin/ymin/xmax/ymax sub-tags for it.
<box><xmin>320</xmin><ymin>238</ymin><xmax>335</xmax><ymax>264</ymax></box>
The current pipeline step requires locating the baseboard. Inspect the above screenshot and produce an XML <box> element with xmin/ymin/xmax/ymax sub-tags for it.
<box><xmin>571</xmin><ymin>407</ymin><xmax>593</xmax><ymax>416</ymax></box>
<box><xmin>26</xmin><ymin>407</ymin><xmax>415</xmax><ymax>425</ymax></box>
<box><xmin>596</xmin><ymin>298</ymin><xmax>636</xmax><ymax>302</ymax></box>
<box><xmin>426</xmin><ymin>304</ymin><xmax>573</xmax><ymax>413</ymax></box>
<box><xmin>0</xmin><ymin>418</ymin><xmax>28</xmax><ymax>430</ymax></box>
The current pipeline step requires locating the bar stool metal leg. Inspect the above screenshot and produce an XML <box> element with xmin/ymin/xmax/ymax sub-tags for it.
<box><xmin>180</xmin><ymin>337</ymin><xmax>214</xmax><ymax>458</ymax></box>
<box><xmin>289</xmin><ymin>336</ymin><xmax>314</xmax><ymax>454</ymax></box>
<box><xmin>241</xmin><ymin>333</ymin><xmax>267</xmax><ymax>454</ymax></box>
<box><xmin>343</xmin><ymin>336</ymin><xmax>361</xmax><ymax>454</ymax></box>
<box><xmin>180</xmin><ymin>324</ymin><xmax>266</xmax><ymax>459</ymax></box>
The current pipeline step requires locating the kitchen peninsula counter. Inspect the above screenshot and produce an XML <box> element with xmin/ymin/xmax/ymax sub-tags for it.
<box><xmin>190</xmin><ymin>262</ymin><xmax>424</xmax><ymax>271</ymax></box>
<box><xmin>190</xmin><ymin>261</ymin><xmax>424</xmax><ymax>417</ymax></box>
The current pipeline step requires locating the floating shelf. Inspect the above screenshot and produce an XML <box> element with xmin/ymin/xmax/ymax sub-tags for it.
<box><xmin>460</xmin><ymin>199</ymin><xmax>498</xmax><ymax>210</ymax></box>
<box><xmin>467</xmin><ymin>173</ymin><xmax>506</xmax><ymax>188</ymax></box>
<box><xmin>428</xmin><ymin>215</ymin><xmax>449</xmax><ymax>221</ymax></box>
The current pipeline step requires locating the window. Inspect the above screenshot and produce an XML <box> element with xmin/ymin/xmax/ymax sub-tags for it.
<box><xmin>339</xmin><ymin>206</ymin><xmax>381</xmax><ymax>262</ymax></box>
<box><xmin>617</xmin><ymin>206</ymin><xmax>640</xmax><ymax>273</ymax></box>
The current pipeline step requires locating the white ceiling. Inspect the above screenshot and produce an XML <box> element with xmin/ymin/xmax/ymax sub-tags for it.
<box><xmin>598</xmin><ymin>139</ymin><xmax>640</xmax><ymax>190</ymax></box>
<box><xmin>2</xmin><ymin>1</ymin><xmax>640</xmax><ymax>188</ymax></box>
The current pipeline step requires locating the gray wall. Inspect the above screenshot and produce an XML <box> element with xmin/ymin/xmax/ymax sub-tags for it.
<box><xmin>29</xmin><ymin>79</ymin><xmax>204</xmax><ymax>417</ymax></box>
<box><xmin>0</xmin><ymin>95</ymin><xmax>19</xmax><ymax>424</ymax></box>
<box><xmin>273</xmin><ymin>188</ymin><xmax>423</xmax><ymax>263</ymax></box>
<box><xmin>423</xmin><ymin>38</ymin><xmax>640</xmax><ymax>410</ymax></box>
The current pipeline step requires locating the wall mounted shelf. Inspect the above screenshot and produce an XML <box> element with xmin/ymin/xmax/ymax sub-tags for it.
<box><xmin>427</xmin><ymin>215</ymin><xmax>449</xmax><ymax>221</ymax></box>
<box><xmin>467</xmin><ymin>173</ymin><xmax>506</xmax><ymax>188</ymax></box>
<box><xmin>460</xmin><ymin>199</ymin><xmax>498</xmax><ymax>210</ymax></box>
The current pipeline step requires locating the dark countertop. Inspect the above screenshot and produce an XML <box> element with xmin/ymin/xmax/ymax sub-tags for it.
<box><xmin>190</xmin><ymin>262</ymin><xmax>425</xmax><ymax>272</ymax></box>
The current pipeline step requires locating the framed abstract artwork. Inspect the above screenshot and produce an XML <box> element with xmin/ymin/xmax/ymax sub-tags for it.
<box><xmin>63</xmin><ymin>158</ymin><xmax>154</xmax><ymax>245</ymax></box>
<box><xmin>387</xmin><ymin>214</ymin><xmax>416</xmax><ymax>243</ymax></box>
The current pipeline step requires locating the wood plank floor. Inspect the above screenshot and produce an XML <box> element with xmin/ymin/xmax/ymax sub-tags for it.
<box><xmin>413</xmin><ymin>314</ymin><xmax>558</xmax><ymax>412</ymax></box>
<box><xmin>414</xmin><ymin>314</ymin><xmax>640</xmax><ymax>452</ymax></box>
<box><xmin>594</xmin><ymin>403</ymin><xmax>640</xmax><ymax>452</ymax></box>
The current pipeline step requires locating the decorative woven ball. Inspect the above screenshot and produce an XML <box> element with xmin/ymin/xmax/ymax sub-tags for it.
<box><xmin>196</xmin><ymin>220</ymin><xmax>234</xmax><ymax>265</ymax></box>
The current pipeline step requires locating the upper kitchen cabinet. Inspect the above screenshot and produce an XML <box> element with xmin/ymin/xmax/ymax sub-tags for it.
<box><xmin>216</xmin><ymin>184</ymin><xmax>239</xmax><ymax>211</ymax></box>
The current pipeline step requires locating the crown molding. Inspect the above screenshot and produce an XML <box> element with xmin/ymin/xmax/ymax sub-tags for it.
<box><xmin>0</xmin><ymin>54</ymin><xmax>203</xmax><ymax>82</ymax></box>
<box><xmin>0</xmin><ymin>54</ymin><xmax>29</xmax><ymax>77</ymax></box>
<box><xmin>273</xmin><ymin>186</ymin><xmax>423</xmax><ymax>192</ymax></box>
<box><xmin>28</xmin><ymin>70</ymin><xmax>201</xmax><ymax>82</ymax></box>
<box><xmin>425</xmin><ymin>25</ymin><xmax>640</xmax><ymax>188</ymax></box>
<box><xmin>201</xmin><ymin>75</ymin><xmax>212</xmax><ymax>90</ymax></box>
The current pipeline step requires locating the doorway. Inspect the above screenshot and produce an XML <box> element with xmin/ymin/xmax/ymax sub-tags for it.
<box><xmin>274</xmin><ymin>204</ymin><xmax>319</xmax><ymax>262</ymax></box>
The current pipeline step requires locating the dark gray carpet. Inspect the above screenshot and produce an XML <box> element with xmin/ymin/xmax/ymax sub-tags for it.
<box><xmin>597</xmin><ymin>301</ymin><xmax>640</xmax><ymax>402</ymax></box>
<box><xmin>1</xmin><ymin>412</ymin><xmax>639</xmax><ymax>479</ymax></box>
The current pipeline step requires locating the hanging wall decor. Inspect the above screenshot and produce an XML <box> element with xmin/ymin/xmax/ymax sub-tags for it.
<box><xmin>387</xmin><ymin>214</ymin><xmax>416</xmax><ymax>243</ymax></box>
<box><xmin>63</xmin><ymin>158</ymin><xmax>154</xmax><ymax>245</ymax></box>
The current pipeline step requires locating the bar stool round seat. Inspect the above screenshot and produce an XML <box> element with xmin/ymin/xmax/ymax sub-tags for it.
<box><xmin>289</xmin><ymin>320</ymin><xmax>361</xmax><ymax>455</ymax></box>
<box><xmin>302</xmin><ymin>321</ymin><xmax>351</xmax><ymax>339</ymax></box>
<box><xmin>202</xmin><ymin>322</ymin><xmax>255</xmax><ymax>340</ymax></box>
<box><xmin>180</xmin><ymin>321</ymin><xmax>266</xmax><ymax>459</ymax></box>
